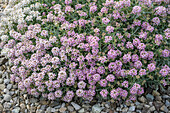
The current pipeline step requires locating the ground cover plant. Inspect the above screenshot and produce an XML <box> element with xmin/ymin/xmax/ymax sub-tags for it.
<box><xmin>0</xmin><ymin>0</ymin><xmax>169</xmax><ymax>103</ymax></box>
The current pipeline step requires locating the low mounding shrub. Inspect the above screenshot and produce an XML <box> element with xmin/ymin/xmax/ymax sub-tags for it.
<box><xmin>0</xmin><ymin>0</ymin><xmax>169</xmax><ymax>102</ymax></box>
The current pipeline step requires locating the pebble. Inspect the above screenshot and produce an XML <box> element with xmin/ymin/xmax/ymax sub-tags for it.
<box><xmin>122</xmin><ymin>107</ymin><xmax>128</xmax><ymax>112</ymax></box>
<box><xmin>153</xmin><ymin>101</ymin><xmax>163</xmax><ymax>110</ymax></box>
<box><xmin>7</xmin><ymin>84</ymin><xmax>12</xmax><ymax>90</ymax></box>
<box><xmin>46</xmin><ymin>107</ymin><xmax>51</xmax><ymax>112</ymax></box>
<box><xmin>51</xmin><ymin>108</ymin><xmax>56</xmax><ymax>112</ymax></box>
<box><xmin>92</xmin><ymin>104</ymin><xmax>103</xmax><ymax>113</ymax></box>
<box><xmin>67</xmin><ymin>105</ymin><xmax>74</xmax><ymax>112</ymax></box>
<box><xmin>3</xmin><ymin>88</ymin><xmax>9</xmax><ymax>93</ymax></box>
<box><xmin>155</xmin><ymin>96</ymin><xmax>162</xmax><ymax>101</ymax></box>
<box><xmin>3</xmin><ymin>94</ymin><xmax>11</xmax><ymax>101</ymax></box>
<box><xmin>0</xmin><ymin>78</ymin><xmax>3</xmax><ymax>83</ymax></box>
<box><xmin>71</xmin><ymin>102</ymin><xmax>81</xmax><ymax>110</ymax></box>
<box><xmin>105</xmin><ymin>104</ymin><xmax>110</xmax><ymax>108</ymax></box>
<box><xmin>149</xmin><ymin>106</ymin><xmax>156</xmax><ymax>112</ymax></box>
<box><xmin>41</xmin><ymin>105</ymin><xmax>46</xmax><ymax>110</ymax></box>
<box><xmin>136</xmin><ymin>110</ymin><xmax>142</xmax><ymax>113</ymax></box>
<box><xmin>162</xmin><ymin>95</ymin><xmax>169</xmax><ymax>99</ymax></box>
<box><xmin>0</xmin><ymin>84</ymin><xmax>5</xmax><ymax>90</ymax></box>
<box><xmin>4</xmin><ymin>79</ymin><xmax>10</xmax><ymax>84</ymax></box>
<box><xmin>0</xmin><ymin>104</ymin><xmax>3</xmax><ymax>111</ymax></box>
<box><xmin>30</xmin><ymin>98</ymin><xmax>37</xmax><ymax>103</ymax></box>
<box><xmin>152</xmin><ymin>90</ymin><xmax>160</xmax><ymax>96</ymax></box>
<box><xmin>59</xmin><ymin>107</ymin><xmax>67</xmax><ymax>112</ymax></box>
<box><xmin>138</xmin><ymin>96</ymin><xmax>146</xmax><ymax>103</ymax></box>
<box><xmin>36</xmin><ymin>109</ymin><xmax>44</xmax><ymax>113</ymax></box>
<box><xmin>160</xmin><ymin>105</ymin><xmax>168</xmax><ymax>113</ymax></box>
<box><xmin>78</xmin><ymin>108</ymin><xmax>85</xmax><ymax>113</ymax></box>
<box><xmin>3</xmin><ymin>102</ymin><xmax>11</xmax><ymax>109</ymax></box>
<box><xmin>165</xmin><ymin>100</ymin><xmax>170</xmax><ymax>107</ymax></box>
<box><xmin>20</xmin><ymin>103</ymin><xmax>25</xmax><ymax>111</ymax></box>
<box><xmin>129</xmin><ymin>106</ymin><xmax>135</xmax><ymax>111</ymax></box>
<box><xmin>146</xmin><ymin>94</ymin><xmax>154</xmax><ymax>101</ymax></box>
<box><xmin>12</xmin><ymin>108</ymin><xmax>20</xmax><ymax>113</ymax></box>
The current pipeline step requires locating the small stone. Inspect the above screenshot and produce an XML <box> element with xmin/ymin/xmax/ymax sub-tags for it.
<box><xmin>36</xmin><ymin>109</ymin><xmax>44</xmax><ymax>113</ymax></box>
<box><xmin>135</xmin><ymin>101</ymin><xmax>140</xmax><ymax>106</ymax></box>
<box><xmin>30</xmin><ymin>106</ymin><xmax>36</xmax><ymax>112</ymax></box>
<box><xmin>160</xmin><ymin>105</ymin><xmax>168</xmax><ymax>113</ymax></box>
<box><xmin>54</xmin><ymin>105</ymin><xmax>61</xmax><ymax>109</ymax></box>
<box><xmin>3</xmin><ymin>94</ymin><xmax>11</xmax><ymax>101</ymax></box>
<box><xmin>92</xmin><ymin>104</ymin><xmax>103</xmax><ymax>113</ymax></box>
<box><xmin>105</xmin><ymin>104</ymin><xmax>110</xmax><ymax>108</ymax></box>
<box><xmin>3</xmin><ymin>88</ymin><xmax>9</xmax><ymax>94</ymax></box>
<box><xmin>116</xmin><ymin>107</ymin><xmax>121</xmax><ymax>111</ymax></box>
<box><xmin>0</xmin><ymin>84</ymin><xmax>5</xmax><ymax>90</ymax></box>
<box><xmin>7</xmin><ymin>84</ymin><xmax>12</xmax><ymax>90</ymax></box>
<box><xmin>165</xmin><ymin>100</ymin><xmax>170</xmax><ymax>107</ymax></box>
<box><xmin>153</xmin><ymin>101</ymin><xmax>163</xmax><ymax>111</ymax></box>
<box><xmin>146</xmin><ymin>94</ymin><xmax>154</xmax><ymax>101</ymax></box>
<box><xmin>138</xmin><ymin>96</ymin><xmax>146</xmax><ymax>103</ymax></box>
<box><xmin>155</xmin><ymin>96</ymin><xmax>162</xmax><ymax>101</ymax></box>
<box><xmin>3</xmin><ymin>102</ymin><xmax>11</xmax><ymax>109</ymax></box>
<box><xmin>154</xmin><ymin>111</ymin><xmax>158</xmax><ymax>113</ymax></box>
<box><xmin>149</xmin><ymin>106</ymin><xmax>156</xmax><ymax>112</ymax></box>
<box><xmin>12</xmin><ymin>108</ymin><xmax>20</xmax><ymax>113</ymax></box>
<box><xmin>152</xmin><ymin>90</ymin><xmax>160</xmax><ymax>96</ymax></box>
<box><xmin>59</xmin><ymin>107</ymin><xmax>67</xmax><ymax>112</ymax></box>
<box><xmin>142</xmin><ymin>107</ymin><xmax>149</xmax><ymax>113</ymax></box>
<box><xmin>51</xmin><ymin>108</ymin><xmax>56</xmax><ymax>112</ymax></box>
<box><xmin>46</xmin><ymin>107</ymin><xmax>51</xmax><ymax>112</ymax></box>
<box><xmin>0</xmin><ymin>78</ymin><xmax>3</xmax><ymax>83</ymax></box>
<box><xmin>144</xmin><ymin>105</ymin><xmax>150</xmax><ymax>108</ymax></box>
<box><xmin>4</xmin><ymin>79</ymin><xmax>10</xmax><ymax>84</ymax></box>
<box><xmin>79</xmin><ymin>108</ymin><xmax>85</xmax><ymax>113</ymax></box>
<box><xmin>61</xmin><ymin>103</ymin><xmax>65</xmax><ymax>107</ymax></box>
<box><xmin>40</xmin><ymin>100</ymin><xmax>48</xmax><ymax>105</ymax></box>
<box><xmin>40</xmin><ymin>105</ymin><xmax>46</xmax><ymax>110</ymax></box>
<box><xmin>129</xmin><ymin>106</ymin><xmax>135</xmax><ymax>111</ymax></box>
<box><xmin>20</xmin><ymin>103</ymin><xmax>25</xmax><ymax>111</ymax></box>
<box><xmin>67</xmin><ymin>106</ymin><xmax>74</xmax><ymax>112</ymax></box>
<box><xmin>122</xmin><ymin>107</ymin><xmax>128</xmax><ymax>112</ymax></box>
<box><xmin>71</xmin><ymin>102</ymin><xmax>81</xmax><ymax>110</ymax></box>
<box><xmin>149</xmin><ymin>102</ymin><xmax>153</xmax><ymax>106</ymax></box>
<box><xmin>162</xmin><ymin>95</ymin><xmax>169</xmax><ymax>99</ymax></box>
<box><xmin>136</xmin><ymin>110</ymin><xmax>142</xmax><ymax>113</ymax></box>
<box><xmin>30</xmin><ymin>98</ymin><xmax>37</xmax><ymax>103</ymax></box>
<box><xmin>0</xmin><ymin>104</ymin><xmax>3</xmax><ymax>111</ymax></box>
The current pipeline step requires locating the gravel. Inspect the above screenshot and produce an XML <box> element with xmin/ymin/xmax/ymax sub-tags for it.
<box><xmin>3</xmin><ymin>94</ymin><xmax>11</xmax><ymax>101</ymax></box>
<box><xmin>71</xmin><ymin>102</ymin><xmax>81</xmax><ymax>110</ymax></box>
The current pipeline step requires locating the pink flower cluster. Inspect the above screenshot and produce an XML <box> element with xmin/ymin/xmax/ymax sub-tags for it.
<box><xmin>2</xmin><ymin>0</ymin><xmax>169</xmax><ymax>102</ymax></box>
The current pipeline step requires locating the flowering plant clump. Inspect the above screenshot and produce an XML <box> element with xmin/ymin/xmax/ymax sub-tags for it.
<box><xmin>0</xmin><ymin>0</ymin><xmax>169</xmax><ymax>102</ymax></box>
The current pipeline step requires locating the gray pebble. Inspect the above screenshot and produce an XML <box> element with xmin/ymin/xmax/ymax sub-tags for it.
<box><xmin>162</xmin><ymin>95</ymin><xmax>169</xmax><ymax>99</ymax></box>
<box><xmin>0</xmin><ymin>84</ymin><xmax>5</xmax><ymax>90</ymax></box>
<box><xmin>4</xmin><ymin>79</ymin><xmax>10</xmax><ymax>84</ymax></box>
<box><xmin>0</xmin><ymin>78</ymin><xmax>3</xmax><ymax>83</ymax></box>
<box><xmin>160</xmin><ymin>105</ymin><xmax>169</xmax><ymax>113</ymax></box>
<box><xmin>146</xmin><ymin>94</ymin><xmax>154</xmax><ymax>101</ymax></box>
<box><xmin>165</xmin><ymin>100</ymin><xmax>170</xmax><ymax>107</ymax></box>
<box><xmin>149</xmin><ymin>106</ymin><xmax>156</xmax><ymax>112</ymax></box>
<box><xmin>3</xmin><ymin>94</ymin><xmax>11</xmax><ymax>101</ymax></box>
<box><xmin>71</xmin><ymin>102</ymin><xmax>81</xmax><ymax>110</ymax></box>
<box><xmin>67</xmin><ymin>106</ymin><xmax>74</xmax><ymax>112</ymax></box>
<box><xmin>92</xmin><ymin>104</ymin><xmax>103</xmax><ymax>113</ymax></box>
<box><xmin>129</xmin><ymin>106</ymin><xmax>135</xmax><ymax>111</ymax></box>
<box><xmin>7</xmin><ymin>84</ymin><xmax>12</xmax><ymax>90</ymax></box>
